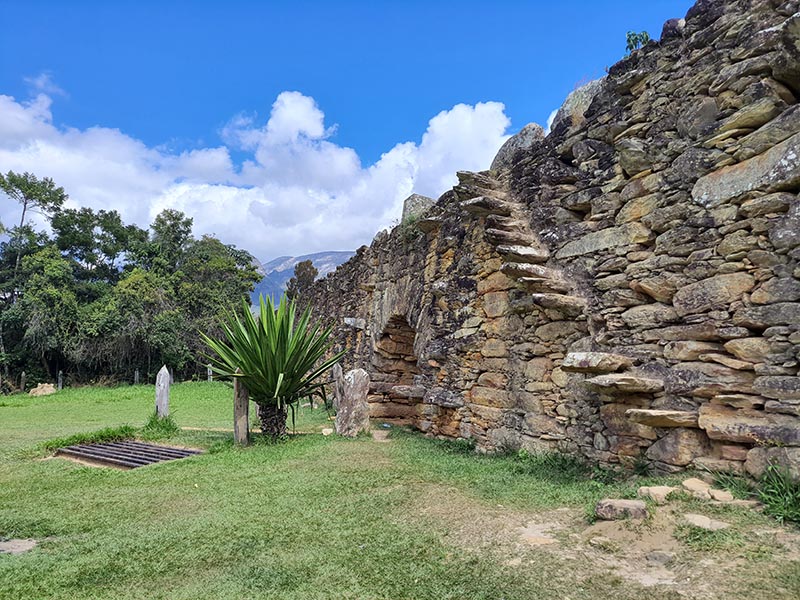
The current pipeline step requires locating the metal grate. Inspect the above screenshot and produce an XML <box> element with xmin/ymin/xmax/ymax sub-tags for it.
<box><xmin>56</xmin><ymin>440</ymin><xmax>202</xmax><ymax>469</ymax></box>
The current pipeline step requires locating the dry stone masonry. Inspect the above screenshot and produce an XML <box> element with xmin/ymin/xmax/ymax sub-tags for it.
<box><xmin>309</xmin><ymin>0</ymin><xmax>800</xmax><ymax>479</ymax></box>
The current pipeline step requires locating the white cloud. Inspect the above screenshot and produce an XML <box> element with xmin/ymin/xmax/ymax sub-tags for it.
<box><xmin>0</xmin><ymin>85</ymin><xmax>515</xmax><ymax>260</ymax></box>
<box><xmin>545</xmin><ymin>109</ymin><xmax>558</xmax><ymax>135</ymax></box>
<box><xmin>23</xmin><ymin>72</ymin><xmax>66</xmax><ymax>97</ymax></box>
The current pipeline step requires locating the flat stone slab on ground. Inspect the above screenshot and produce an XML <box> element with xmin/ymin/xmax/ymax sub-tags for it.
<box><xmin>637</xmin><ymin>485</ymin><xmax>677</xmax><ymax>505</ymax></box>
<box><xmin>595</xmin><ymin>499</ymin><xmax>648</xmax><ymax>520</ymax></box>
<box><xmin>0</xmin><ymin>539</ymin><xmax>37</xmax><ymax>554</ymax></box>
<box><xmin>683</xmin><ymin>513</ymin><xmax>730</xmax><ymax>531</ymax></box>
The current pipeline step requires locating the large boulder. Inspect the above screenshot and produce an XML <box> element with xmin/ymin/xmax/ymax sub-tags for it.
<box><xmin>29</xmin><ymin>383</ymin><xmax>56</xmax><ymax>397</ymax></box>
<box><xmin>491</xmin><ymin>123</ymin><xmax>544</xmax><ymax>171</ymax></box>
<box><xmin>334</xmin><ymin>368</ymin><xmax>371</xmax><ymax>438</ymax></box>
<box><xmin>551</xmin><ymin>78</ymin><xmax>606</xmax><ymax>132</ymax></box>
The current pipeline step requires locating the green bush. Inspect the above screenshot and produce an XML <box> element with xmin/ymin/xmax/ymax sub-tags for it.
<box><xmin>758</xmin><ymin>464</ymin><xmax>800</xmax><ymax>525</ymax></box>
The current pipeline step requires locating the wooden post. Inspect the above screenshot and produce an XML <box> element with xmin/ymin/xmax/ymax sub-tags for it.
<box><xmin>155</xmin><ymin>365</ymin><xmax>170</xmax><ymax>417</ymax></box>
<box><xmin>19</xmin><ymin>371</ymin><xmax>26</xmax><ymax>393</ymax></box>
<box><xmin>207</xmin><ymin>364</ymin><xmax>213</xmax><ymax>382</ymax></box>
<box><xmin>57</xmin><ymin>370</ymin><xmax>63</xmax><ymax>391</ymax></box>
<box><xmin>233</xmin><ymin>368</ymin><xmax>249</xmax><ymax>446</ymax></box>
<box><xmin>134</xmin><ymin>369</ymin><xmax>140</xmax><ymax>385</ymax></box>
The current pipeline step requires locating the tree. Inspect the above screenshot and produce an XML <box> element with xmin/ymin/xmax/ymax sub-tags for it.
<box><xmin>202</xmin><ymin>295</ymin><xmax>343</xmax><ymax>439</ymax></box>
<box><xmin>150</xmin><ymin>209</ymin><xmax>194</xmax><ymax>275</ymax></box>
<box><xmin>0</xmin><ymin>171</ymin><xmax>67</xmax><ymax>295</ymax></box>
<box><xmin>285</xmin><ymin>260</ymin><xmax>318</xmax><ymax>302</ymax></box>
<box><xmin>625</xmin><ymin>31</ymin><xmax>651</xmax><ymax>54</ymax></box>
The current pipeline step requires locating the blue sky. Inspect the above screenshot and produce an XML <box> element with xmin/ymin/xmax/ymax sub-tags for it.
<box><xmin>0</xmin><ymin>0</ymin><xmax>694</xmax><ymax>260</ymax></box>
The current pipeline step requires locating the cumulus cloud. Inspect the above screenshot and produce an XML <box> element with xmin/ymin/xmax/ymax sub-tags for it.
<box><xmin>0</xmin><ymin>85</ymin><xmax>514</xmax><ymax>260</ymax></box>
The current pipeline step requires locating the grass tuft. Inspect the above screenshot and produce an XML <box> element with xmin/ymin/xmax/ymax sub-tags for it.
<box><xmin>758</xmin><ymin>464</ymin><xmax>800</xmax><ymax>525</ymax></box>
<box><xmin>140</xmin><ymin>411</ymin><xmax>181</xmax><ymax>440</ymax></box>
<box><xmin>40</xmin><ymin>424</ymin><xmax>137</xmax><ymax>452</ymax></box>
<box><xmin>513</xmin><ymin>449</ymin><xmax>592</xmax><ymax>484</ymax></box>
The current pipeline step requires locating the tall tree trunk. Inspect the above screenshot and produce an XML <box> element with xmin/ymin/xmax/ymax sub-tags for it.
<box><xmin>257</xmin><ymin>403</ymin><xmax>287</xmax><ymax>440</ymax></box>
<box><xmin>11</xmin><ymin>200</ymin><xmax>28</xmax><ymax>303</ymax></box>
<box><xmin>0</xmin><ymin>317</ymin><xmax>8</xmax><ymax>379</ymax></box>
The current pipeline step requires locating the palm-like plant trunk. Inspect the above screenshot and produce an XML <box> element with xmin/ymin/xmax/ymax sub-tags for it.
<box><xmin>257</xmin><ymin>403</ymin><xmax>287</xmax><ymax>439</ymax></box>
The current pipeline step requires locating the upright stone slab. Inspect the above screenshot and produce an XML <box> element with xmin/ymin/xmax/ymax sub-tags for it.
<box><xmin>331</xmin><ymin>363</ymin><xmax>344</xmax><ymax>412</ymax></box>
<box><xmin>335</xmin><ymin>368</ymin><xmax>371</xmax><ymax>438</ymax></box>
<box><xmin>155</xmin><ymin>365</ymin><xmax>170</xmax><ymax>418</ymax></box>
<box><xmin>134</xmin><ymin>369</ymin><xmax>140</xmax><ymax>385</ymax></box>
<box><xmin>207</xmin><ymin>364</ymin><xmax>213</xmax><ymax>382</ymax></box>
<box><xmin>233</xmin><ymin>370</ymin><xmax>249</xmax><ymax>446</ymax></box>
<box><xmin>57</xmin><ymin>370</ymin><xmax>63</xmax><ymax>391</ymax></box>
<box><xmin>19</xmin><ymin>371</ymin><xmax>26</xmax><ymax>393</ymax></box>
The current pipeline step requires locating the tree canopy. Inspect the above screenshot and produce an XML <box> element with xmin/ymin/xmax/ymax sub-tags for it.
<box><xmin>0</xmin><ymin>171</ymin><xmax>260</xmax><ymax>388</ymax></box>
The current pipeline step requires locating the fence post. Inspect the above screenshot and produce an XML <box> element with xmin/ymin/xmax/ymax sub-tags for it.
<box><xmin>57</xmin><ymin>370</ymin><xmax>63</xmax><ymax>391</ymax></box>
<box><xmin>233</xmin><ymin>368</ymin><xmax>250</xmax><ymax>446</ymax></box>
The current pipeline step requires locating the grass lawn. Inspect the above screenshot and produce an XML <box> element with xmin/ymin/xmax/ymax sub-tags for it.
<box><xmin>1</xmin><ymin>383</ymin><xmax>799</xmax><ymax>599</ymax></box>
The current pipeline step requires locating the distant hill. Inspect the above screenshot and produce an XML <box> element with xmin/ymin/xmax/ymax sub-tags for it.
<box><xmin>250</xmin><ymin>251</ymin><xmax>355</xmax><ymax>304</ymax></box>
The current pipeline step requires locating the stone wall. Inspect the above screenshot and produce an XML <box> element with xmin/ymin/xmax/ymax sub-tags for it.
<box><xmin>308</xmin><ymin>0</ymin><xmax>800</xmax><ymax>478</ymax></box>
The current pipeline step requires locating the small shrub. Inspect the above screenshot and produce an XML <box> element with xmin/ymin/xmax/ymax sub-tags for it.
<box><xmin>141</xmin><ymin>412</ymin><xmax>180</xmax><ymax>440</ymax></box>
<box><xmin>757</xmin><ymin>464</ymin><xmax>800</xmax><ymax>525</ymax></box>
<box><xmin>625</xmin><ymin>30</ymin><xmax>651</xmax><ymax>54</ymax></box>
<box><xmin>632</xmin><ymin>454</ymin><xmax>652</xmax><ymax>477</ymax></box>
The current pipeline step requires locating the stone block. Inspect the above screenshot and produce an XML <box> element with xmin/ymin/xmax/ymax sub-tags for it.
<box><xmin>698</xmin><ymin>403</ymin><xmax>800</xmax><ymax>446</ymax></box>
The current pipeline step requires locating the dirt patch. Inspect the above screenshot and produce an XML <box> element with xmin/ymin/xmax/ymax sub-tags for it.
<box><xmin>0</xmin><ymin>539</ymin><xmax>37</xmax><ymax>555</ymax></box>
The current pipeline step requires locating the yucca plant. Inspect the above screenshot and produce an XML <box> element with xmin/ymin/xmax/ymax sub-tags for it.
<box><xmin>201</xmin><ymin>294</ymin><xmax>344</xmax><ymax>439</ymax></box>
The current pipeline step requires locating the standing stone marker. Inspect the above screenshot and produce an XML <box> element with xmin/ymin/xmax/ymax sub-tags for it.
<box><xmin>335</xmin><ymin>368</ymin><xmax>371</xmax><ymax>438</ymax></box>
<box><xmin>207</xmin><ymin>364</ymin><xmax>213</xmax><ymax>382</ymax></box>
<box><xmin>57</xmin><ymin>370</ymin><xmax>63</xmax><ymax>391</ymax></box>
<box><xmin>233</xmin><ymin>369</ymin><xmax>249</xmax><ymax>446</ymax></box>
<box><xmin>19</xmin><ymin>371</ymin><xmax>26</xmax><ymax>393</ymax></box>
<box><xmin>331</xmin><ymin>363</ymin><xmax>344</xmax><ymax>412</ymax></box>
<box><xmin>155</xmin><ymin>365</ymin><xmax>170</xmax><ymax>417</ymax></box>
<box><xmin>134</xmin><ymin>369</ymin><xmax>140</xmax><ymax>385</ymax></box>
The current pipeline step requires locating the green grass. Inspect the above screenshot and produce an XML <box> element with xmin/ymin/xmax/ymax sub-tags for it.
<box><xmin>1</xmin><ymin>384</ymin><xmax>798</xmax><ymax>599</ymax></box>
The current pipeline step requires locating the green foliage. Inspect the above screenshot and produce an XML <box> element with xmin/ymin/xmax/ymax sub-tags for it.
<box><xmin>514</xmin><ymin>449</ymin><xmax>592</xmax><ymax>484</ymax></box>
<box><xmin>674</xmin><ymin>523</ymin><xmax>745</xmax><ymax>552</ymax></box>
<box><xmin>0</xmin><ymin>171</ymin><xmax>261</xmax><ymax>387</ymax></box>
<box><xmin>141</xmin><ymin>411</ymin><xmax>180</xmax><ymax>440</ymax></box>
<box><xmin>202</xmin><ymin>295</ymin><xmax>344</xmax><ymax>436</ymax></box>
<box><xmin>714</xmin><ymin>471</ymin><xmax>755</xmax><ymax>500</ymax></box>
<box><xmin>397</xmin><ymin>213</ymin><xmax>423</xmax><ymax>244</ymax></box>
<box><xmin>625</xmin><ymin>30</ymin><xmax>651</xmax><ymax>54</ymax></box>
<box><xmin>757</xmin><ymin>464</ymin><xmax>800</xmax><ymax>525</ymax></box>
<box><xmin>285</xmin><ymin>260</ymin><xmax>318</xmax><ymax>302</ymax></box>
<box><xmin>40</xmin><ymin>424</ymin><xmax>138</xmax><ymax>452</ymax></box>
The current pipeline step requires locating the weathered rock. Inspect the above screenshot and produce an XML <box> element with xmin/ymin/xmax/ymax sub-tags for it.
<box><xmin>587</xmin><ymin>374</ymin><xmax>664</xmax><ymax>394</ymax></box>
<box><xmin>698</xmin><ymin>403</ymin><xmax>800</xmax><ymax>446</ymax></box>
<box><xmin>626</xmin><ymin>409</ymin><xmax>699</xmax><ymax>428</ymax></box>
<box><xmin>723</xmin><ymin>338</ymin><xmax>771</xmax><ymax>363</ymax></box>
<box><xmin>555</xmin><ymin>223</ymin><xmax>651</xmax><ymax>259</ymax></box>
<box><xmin>28</xmin><ymin>383</ymin><xmax>56</xmax><ymax>397</ymax></box>
<box><xmin>734</xmin><ymin>302</ymin><xmax>800</xmax><ymax>329</ymax></box>
<box><xmin>664</xmin><ymin>341</ymin><xmax>723</xmax><ymax>361</ymax></box>
<box><xmin>753</xmin><ymin>376</ymin><xmax>800</xmax><ymax>401</ymax></box>
<box><xmin>692</xmin><ymin>132</ymin><xmax>800</xmax><ymax>208</ymax></box>
<box><xmin>682</xmin><ymin>477</ymin><xmax>712</xmax><ymax>499</ymax></box>
<box><xmin>672</xmin><ymin>273</ymin><xmax>755</xmax><ymax>316</ymax></box>
<box><xmin>645</xmin><ymin>429</ymin><xmax>711</xmax><ymax>466</ymax></box>
<box><xmin>335</xmin><ymin>369</ymin><xmax>371</xmax><ymax>437</ymax></box>
<box><xmin>491</xmin><ymin>123</ymin><xmax>545</xmax><ymax>170</ymax></box>
<box><xmin>751</xmin><ymin>278</ymin><xmax>800</xmax><ymax>305</ymax></box>
<box><xmin>601</xmin><ymin>404</ymin><xmax>658</xmax><ymax>439</ymax></box>
<box><xmin>683</xmin><ymin>513</ymin><xmax>730</xmax><ymax>531</ymax></box>
<box><xmin>595</xmin><ymin>499</ymin><xmax>648</xmax><ymax>521</ymax></box>
<box><xmin>561</xmin><ymin>352</ymin><xmax>633</xmax><ymax>373</ymax></box>
<box><xmin>401</xmin><ymin>194</ymin><xmax>434</xmax><ymax>223</ymax></box>
<box><xmin>745</xmin><ymin>446</ymin><xmax>800</xmax><ymax>480</ymax></box>
<box><xmin>637</xmin><ymin>486</ymin><xmax>677</xmax><ymax>505</ymax></box>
